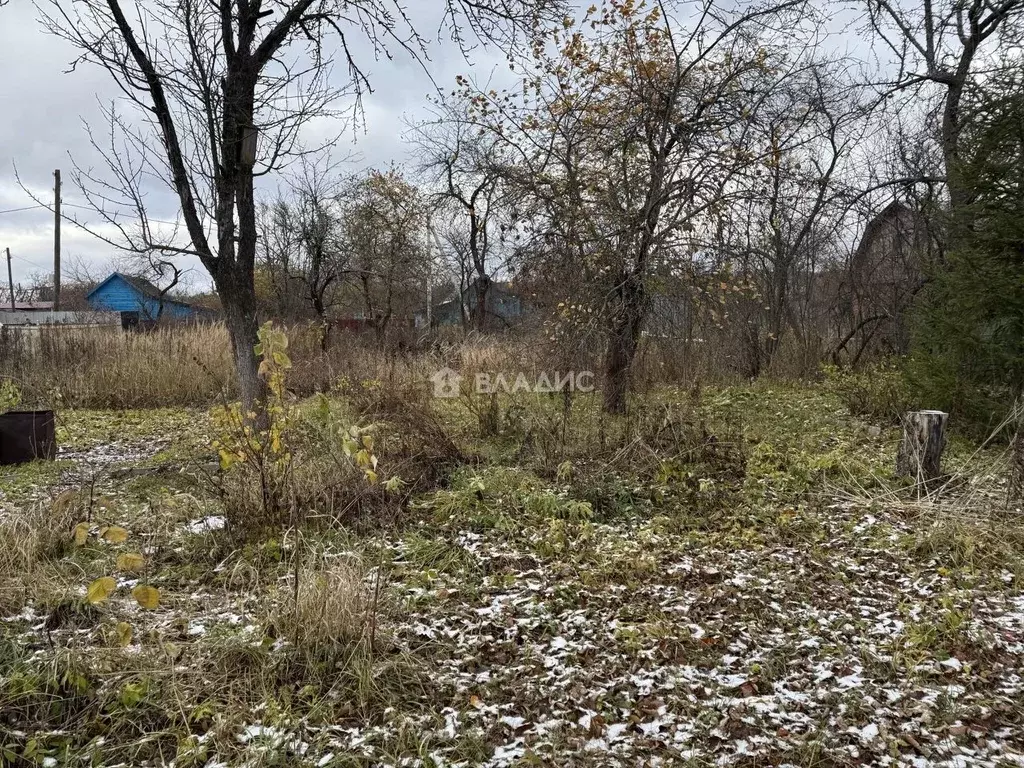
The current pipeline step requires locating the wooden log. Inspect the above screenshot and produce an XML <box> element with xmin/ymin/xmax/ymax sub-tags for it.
<box><xmin>896</xmin><ymin>410</ymin><xmax>948</xmax><ymax>485</ymax></box>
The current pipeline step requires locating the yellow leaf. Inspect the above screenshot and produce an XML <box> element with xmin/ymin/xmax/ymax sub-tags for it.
<box><xmin>87</xmin><ymin>577</ymin><xmax>117</xmax><ymax>605</ymax></box>
<box><xmin>115</xmin><ymin>621</ymin><xmax>133</xmax><ymax>647</ymax></box>
<box><xmin>365</xmin><ymin>469</ymin><xmax>378</xmax><ymax>485</ymax></box>
<box><xmin>132</xmin><ymin>585</ymin><xmax>160</xmax><ymax>610</ymax></box>
<box><xmin>116</xmin><ymin>552</ymin><xmax>146</xmax><ymax>573</ymax></box>
<box><xmin>101</xmin><ymin>525</ymin><xmax>129</xmax><ymax>544</ymax></box>
<box><xmin>73</xmin><ymin>522</ymin><xmax>90</xmax><ymax>546</ymax></box>
<box><xmin>361</xmin><ymin>434</ymin><xmax>374</xmax><ymax>451</ymax></box>
<box><xmin>218</xmin><ymin>449</ymin><xmax>237</xmax><ymax>471</ymax></box>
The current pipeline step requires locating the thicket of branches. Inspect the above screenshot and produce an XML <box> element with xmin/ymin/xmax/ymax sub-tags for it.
<box><xmin>28</xmin><ymin>0</ymin><xmax>1024</xmax><ymax>429</ymax></box>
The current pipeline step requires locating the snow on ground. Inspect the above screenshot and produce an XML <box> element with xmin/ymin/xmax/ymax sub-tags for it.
<box><xmin>3</xmin><ymin>402</ymin><xmax>1024</xmax><ymax>766</ymax></box>
<box><xmin>341</xmin><ymin>501</ymin><xmax>1024</xmax><ymax>767</ymax></box>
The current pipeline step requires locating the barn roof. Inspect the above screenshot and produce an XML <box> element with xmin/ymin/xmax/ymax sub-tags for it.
<box><xmin>851</xmin><ymin>202</ymin><xmax>930</xmax><ymax>263</ymax></box>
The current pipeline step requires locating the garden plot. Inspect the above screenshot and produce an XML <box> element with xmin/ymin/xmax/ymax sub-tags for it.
<box><xmin>0</xmin><ymin>391</ymin><xmax>1022</xmax><ymax>767</ymax></box>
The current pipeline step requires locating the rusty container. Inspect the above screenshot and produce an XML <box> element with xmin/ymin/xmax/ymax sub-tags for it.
<box><xmin>0</xmin><ymin>410</ymin><xmax>57</xmax><ymax>465</ymax></box>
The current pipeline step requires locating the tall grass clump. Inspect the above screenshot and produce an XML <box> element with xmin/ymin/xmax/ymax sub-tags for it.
<box><xmin>0</xmin><ymin>324</ymin><xmax>234</xmax><ymax>408</ymax></box>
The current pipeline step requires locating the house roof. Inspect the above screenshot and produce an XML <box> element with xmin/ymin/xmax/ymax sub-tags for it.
<box><xmin>86</xmin><ymin>272</ymin><xmax>193</xmax><ymax>306</ymax></box>
<box><xmin>6</xmin><ymin>301</ymin><xmax>54</xmax><ymax>311</ymax></box>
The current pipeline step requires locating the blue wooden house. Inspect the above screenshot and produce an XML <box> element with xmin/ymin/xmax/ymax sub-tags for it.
<box><xmin>86</xmin><ymin>273</ymin><xmax>211</xmax><ymax>328</ymax></box>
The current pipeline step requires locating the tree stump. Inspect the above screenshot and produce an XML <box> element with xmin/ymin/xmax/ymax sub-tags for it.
<box><xmin>896</xmin><ymin>410</ymin><xmax>948</xmax><ymax>486</ymax></box>
<box><xmin>1010</xmin><ymin>408</ymin><xmax>1024</xmax><ymax>504</ymax></box>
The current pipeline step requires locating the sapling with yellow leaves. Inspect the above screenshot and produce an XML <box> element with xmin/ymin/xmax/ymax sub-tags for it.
<box><xmin>211</xmin><ymin>323</ymin><xmax>405</xmax><ymax>530</ymax></box>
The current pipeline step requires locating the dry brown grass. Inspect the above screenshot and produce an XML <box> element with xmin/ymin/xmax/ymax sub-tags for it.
<box><xmin>0</xmin><ymin>324</ymin><xmax>234</xmax><ymax>408</ymax></box>
<box><xmin>285</xmin><ymin>552</ymin><xmax>376</xmax><ymax>649</ymax></box>
<box><xmin>0</xmin><ymin>322</ymin><xmax>440</xmax><ymax>408</ymax></box>
<box><xmin>0</xmin><ymin>492</ymin><xmax>79</xmax><ymax>612</ymax></box>
<box><xmin>0</xmin><ymin>315</ymin><xmax>818</xmax><ymax>413</ymax></box>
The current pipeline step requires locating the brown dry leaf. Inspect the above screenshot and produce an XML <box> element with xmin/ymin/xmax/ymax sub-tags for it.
<box><xmin>101</xmin><ymin>525</ymin><xmax>129</xmax><ymax>544</ymax></box>
<box><xmin>115</xmin><ymin>621</ymin><xmax>133</xmax><ymax>647</ymax></box>
<box><xmin>72</xmin><ymin>522</ymin><xmax>90</xmax><ymax>546</ymax></box>
<box><xmin>116</xmin><ymin>552</ymin><xmax>146</xmax><ymax>573</ymax></box>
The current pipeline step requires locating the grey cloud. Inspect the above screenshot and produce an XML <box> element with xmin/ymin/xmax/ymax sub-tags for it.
<box><xmin>0</xmin><ymin>1</ymin><xmax>511</xmax><ymax>286</ymax></box>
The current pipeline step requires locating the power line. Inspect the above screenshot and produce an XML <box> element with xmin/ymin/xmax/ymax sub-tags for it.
<box><xmin>0</xmin><ymin>202</ymin><xmax>183</xmax><ymax>227</ymax></box>
<box><xmin>0</xmin><ymin>204</ymin><xmax>46</xmax><ymax>216</ymax></box>
<box><xmin>7</xmin><ymin>252</ymin><xmax>49</xmax><ymax>270</ymax></box>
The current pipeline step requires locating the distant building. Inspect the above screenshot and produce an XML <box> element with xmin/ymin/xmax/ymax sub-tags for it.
<box><xmin>86</xmin><ymin>273</ymin><xmax>214</xmax><ymax>328</ymax></box>
<box><xmin>419</xmin><ymin>279</ymin><xmax>529</xmax><ymax>329</ymax></box>
<box><xmin>4</xmin><ymin>301</ymin><xmax>54</xmax><ymax>311</ymax></box>
<box><xmin>843</xmin><ymin>201</ymin><xmax>937</xmax><ymax>360</ymax></box>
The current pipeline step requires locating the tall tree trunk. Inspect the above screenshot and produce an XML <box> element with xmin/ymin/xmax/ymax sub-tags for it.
<box><xmin>603</xmin><ymin>272</ymin><xmax>646</xmax><ymax>415</ymax></box>
<box><xmin>217</xmin><ymin>272</ymin><xmax>266</xmax><ymax>418</ymax></box>
<box><xmin>942</xmin><ymin>81</ymin><xmax>968</xmax><ymax>217</ymax></box>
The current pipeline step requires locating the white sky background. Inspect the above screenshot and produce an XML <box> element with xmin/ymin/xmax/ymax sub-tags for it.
<box><xmin>0</xmin><ymin>0</ymin><xmax>513</xmax><ymax>289</ymax></box>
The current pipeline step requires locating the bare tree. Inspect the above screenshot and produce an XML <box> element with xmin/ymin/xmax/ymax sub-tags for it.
<box><xmin>259</xmin><ymin>159</ymin><xmax>351</xmax><ymax>345</ymax></box>
<box><xmin>123</xmin><ymin>254</ymin><xmax>189</xmax><ymax>323</ymax></box>
<box><xmin>340</xmin><ymin>169</ymin><xmax>429</xmax><ymax>344</ymax></box>
<box><xmin>414</xmin><ymin>108</ymin><xmax>511</xmax><ymax>331</ymax></box>
<box><xmin>860</xmin><ymin>0</ymin><xmax>1024</xmax><ymax>212</ymax></box>
<box><xmin>714</xmin><ymin>62</ymin><xmax>869</xmax><ymax>375</ymax></box>
<box><xmin>37</xmin><ymin>0</ymin><xmax>564</xmax><ymax>414</ymax></box>
<box><xmin>459</xmin><ymin>0</ymin><xmax>809</xmax><ymax>412</ymax></box>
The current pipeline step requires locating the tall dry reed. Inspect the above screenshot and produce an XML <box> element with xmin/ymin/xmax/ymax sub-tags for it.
<box><xmin>0</xmin><ymin>324</ymin><xmax>234</xmax><ymax>408</ymax></box>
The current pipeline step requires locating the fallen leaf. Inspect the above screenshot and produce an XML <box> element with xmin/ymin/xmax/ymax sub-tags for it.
<box><xmin>73</xmin><ymin>522</ymin><xmax>90</xmax><ymax>546</ymax></box>
<box><xmin>116</xmin><ymin>552</ymin><xmax>146</xmax><ymax>573</ymax></box>
<box><xmin>86</xmin><ymin>577</ymin><xmax>116</xmax><ymax>605</ymax></box>
<box><xmin>101</xmin><ymin>525</ymin><xmax>129</xmax><ymax>544</ymax></box>
<box><xmin>115</xmin><ymin>621</ymin><xmax>133</xmax><ymax>647</ymax></box>
<box><xmin>132</xmin><ymin>585</ymin><xmax>160</xmax><ymax>610</ymax></box>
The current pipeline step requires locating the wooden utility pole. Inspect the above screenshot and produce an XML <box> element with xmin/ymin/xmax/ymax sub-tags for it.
<box><xmin>5</xmin><ymin>248</ymin><xmax>14</xmax><ymax>311</ymax></box>
<box><xmin>53</xmin><ymin>169</ymin><xmax>61</xmax><ymax>310</ymax></box>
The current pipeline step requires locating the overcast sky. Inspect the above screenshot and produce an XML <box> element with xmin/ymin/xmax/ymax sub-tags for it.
<box><xmin>0</xmin><ymin>1</ymin><xmax>513</xmax><ymax>289</ymax></box>
<box><xmin>0</xmin><ymin>0</ymin><xmax>905</xmax><ymax>296</ymax></box>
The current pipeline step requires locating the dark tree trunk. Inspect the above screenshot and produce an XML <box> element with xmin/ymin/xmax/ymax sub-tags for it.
<box><xmin>603</xmin><ymin>272</ymin><xmax>646</xmax><ymax>415</ymax></box>
<box><xmin>216</xmin><ymin>271</ymin><xmax>266</xmax><ymax>418</ymax></box>
<box><xmin>474</xmin><ymin>274</ymin><xmax>490</xmax><ymax>332</ymax></box>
